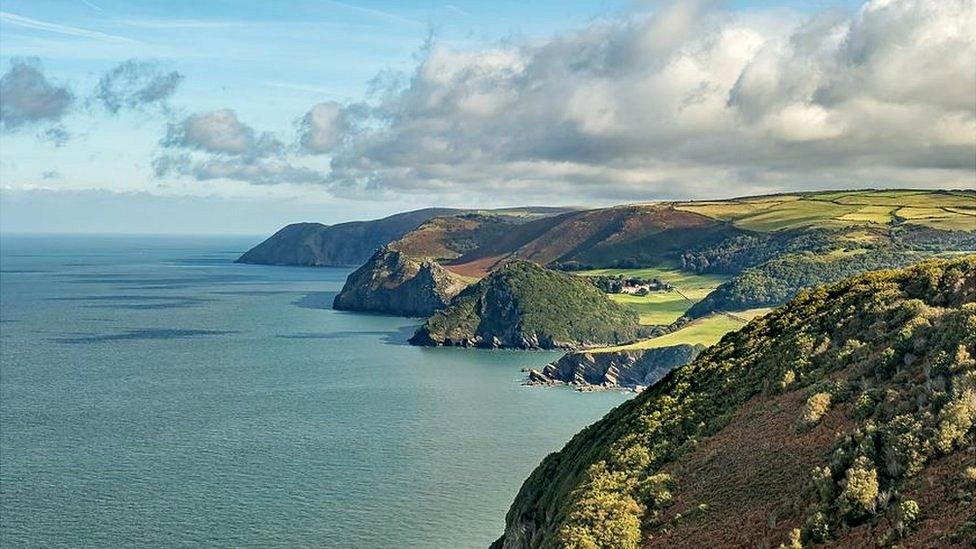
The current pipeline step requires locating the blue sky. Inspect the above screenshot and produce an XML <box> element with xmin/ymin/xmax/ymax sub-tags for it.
<box><xmin>2</xmin><ymin>0</ymin><xmax>970</xmax><ymax>234</ymax></box>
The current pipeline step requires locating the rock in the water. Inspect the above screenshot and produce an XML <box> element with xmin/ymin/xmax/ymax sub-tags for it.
<box><xmin>409</xmin><ymin>261</ymin><xmax>642</xmax><ymax>349</ymax></box>
<box><xmin>526</xmin><ymin>344</ymin><xmax>701</xmax><ymax>390</ymax></box>
<box><xmin>332</xmin><ymin>246</ymin><xmax>468</xmax><ymax>317</ymax></box>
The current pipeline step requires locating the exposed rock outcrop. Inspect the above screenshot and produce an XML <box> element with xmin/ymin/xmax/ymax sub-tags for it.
<box><xmin>525</xmin><ymin>344</ymin><xmax>701</xmax><ymax>391</ymax></box>
<box><xmin>332</xmin><ymin>246</ymin><xmax>468</xmax><ymax>317</ymax></box>
<box><xmin>409</xmin><ymin>261</ymin><xmax>643</xmax><ymax>349</ymax></box>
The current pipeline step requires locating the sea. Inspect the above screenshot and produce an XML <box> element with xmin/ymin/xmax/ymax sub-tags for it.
<box><xmin>0</xmin><ymin>234</ymin><xmax>630</xmax><ymax>548</ymax></box>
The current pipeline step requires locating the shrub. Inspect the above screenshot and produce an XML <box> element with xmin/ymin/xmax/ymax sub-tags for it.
<box><xmin>892</xmin><ymin>499</ymin><xmax>921</xmax><ymax>538</ymax></box>
<box><xmin>559</xmin><ymin>462</ymin><xmax>643</xmax><ymax>549</ymax></box>
<box><xmin>881</xmin><ymin>415</ymin><xmax>929</xmax><ymax>478</ymax></box>
<box><xmin>851</xmin><ymin>391</ymin><xmax>877</xmax><ymax>420</ymax></box>
<box><xmin>840</xmin><ymin>456</ymin><xmax>879</xmax><ymax>520</ymax></box>
<box><xmin>803</xmin><ymin>511</ymin><xmax>830</xmax><ymax>543</ymax></box>
<box><xmin>810</xmin><ymin>466</ymin><xmax>834</xmax><ymax>502</ymax></box>
<box><xmin>964</xmin><ymin>466</ymin><xmax>976</xmax><ymax>483</ymax></box>
<box><xmin>780</xmin><ymin>369</ymin><xmax>797</xmax><ymax>391</ymax></box>
<box><xmin>935</xmin><ymin>389</ymin><xmax>976</xmax><ymax>453</ymax></box>
<box><xmin>801</xmin><ymin>392</ymin><xmax>832</xmax><ymax>428</ymax></box>
<box><xmin>780</xmin><ymin>528</ymin><xmax>803</xmax><ymax>549</ymax></box>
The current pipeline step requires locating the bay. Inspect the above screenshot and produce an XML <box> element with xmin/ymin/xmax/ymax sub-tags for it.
<box><xmin>0</xmin><ymin>235</ymin><xmax>629</xmax><ymax>548</ymax></box>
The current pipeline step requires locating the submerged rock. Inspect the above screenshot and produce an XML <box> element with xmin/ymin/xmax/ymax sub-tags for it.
<box><xmin>332</xmin><ymin>246</ymin><xmax>468</xmax><ymax>317</ymax></box>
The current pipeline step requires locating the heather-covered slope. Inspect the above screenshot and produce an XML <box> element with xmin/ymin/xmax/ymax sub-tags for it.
<box><xmin>409</xmin><ymin>261</ymin><xmax>643</xmax><ymax>350</ymax></box>
<box><xmin>496</xmin><ymin>256</ymin><xmax>976</xmax><ymax>548</ymax></box>
<box><xmin>236</xmin><ymin>208</ymin><xmax>459</xmax><ymax>266</ymax></box>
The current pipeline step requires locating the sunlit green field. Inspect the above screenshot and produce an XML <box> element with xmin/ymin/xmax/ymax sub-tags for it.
<box><xmin>675</xmin><ymin>190</ymin><xmax>975</xmax><ymax>232</ymax></box>
<box><xmin>576</xmin><ymin>267</ymin><xmax>730</xmax><ymax>325</ymax></box>
<box><xmin>607</xmin><ymin>291</ymin><xmax>702</xmax><ymax>325</ymax></box>
<box><xmin>593</xmin><ymin>308</ymin><xmax>771</xmax><ymax>353</ymax></box>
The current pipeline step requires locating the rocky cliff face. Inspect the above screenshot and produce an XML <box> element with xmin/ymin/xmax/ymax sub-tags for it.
<box><xmin>526</xmin><ymin>344</ymin><xmax>701</xmax><ymax>391</ymax></box>
<box><xmin>332</xmin><ymin>246</ymin><xmax>468</xmax><ymax>317</ymax></box>
<box><xmin>409</xmin><ymin>261</ymin><xmax>642</xmax><ymax>349</ymax></box>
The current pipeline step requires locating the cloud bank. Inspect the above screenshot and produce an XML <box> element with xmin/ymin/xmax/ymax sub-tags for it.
<box><xmin>312</xmin><ymin>0</ymin><xmax>975</xmax><ymax>200</ymax></box>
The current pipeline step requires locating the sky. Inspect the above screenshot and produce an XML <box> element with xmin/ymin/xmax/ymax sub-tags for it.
<box><xmin>0</xmin><ymin>0</ymin><xmax>972</xmax><ymax>234</ymax></box>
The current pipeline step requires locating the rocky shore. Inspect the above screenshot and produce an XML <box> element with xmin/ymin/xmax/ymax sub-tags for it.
<box><xmin>524</xmin><ymin>344</ymin><xmax>701</xmax><ymax>391</ymax></box>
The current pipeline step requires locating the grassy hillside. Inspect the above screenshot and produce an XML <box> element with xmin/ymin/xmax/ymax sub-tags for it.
<box><xmin>595</xmin><ymin>309</ymin><xmax>771</xmax><ymax>352</ymax></box>
<box><xmin>675</xmin><ymin>189</ymin><xmax>976</xmax><ymax>232</ymax></box>
<box><xmin>410</xmin><ymin>261</ymin><xmax>643</xmax><ymax>349</ymax></box>
<box><xmin>495</xmin><ymin>256</ymin><xmax>976</xmax><ymax>548</ymax></box>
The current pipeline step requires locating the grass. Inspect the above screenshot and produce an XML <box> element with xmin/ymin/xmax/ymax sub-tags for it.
<box><xmin>732</xmin><ymin>200</ymin><xmax>857</xmax><ymax>231</ymax></box>
<box><xmin>577</xmin><ymin>267</ymin><xmax>730</xmax><ymax>325</ymax></box>
<box><xmin>594</xmin><ymin>309</ymin><xmax>772</xmax><ymax>352</ymax></box>
<box><xmin>673</xmin><ymin>190</ymin><xmax>975</xmax><ymax>233</ymax></box>
<box><xmin>608</xmin><ymin>291</ymin><xmax>705</xmax><ymax>326</ymax></box>
<box><xmin>836</xmin><ymin>205</ymin><xmax>898</xmax><ymax>223</ymax></box>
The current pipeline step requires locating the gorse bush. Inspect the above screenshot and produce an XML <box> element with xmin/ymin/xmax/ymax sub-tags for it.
<box><xmin>839</xmin><ymin>456</ymin><xmax>879</xmax><ymax>520</ymax></box>
<box><xmin>800</xmin><ymin>392</ymin><xmax>832</xmax><ymax>428</ymax></box>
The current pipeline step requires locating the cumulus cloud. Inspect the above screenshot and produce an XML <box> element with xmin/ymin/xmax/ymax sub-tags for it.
<box><xmin>314</xmin><ymin>0</ymin><xmax>975</xmax><ymax>201</ymax></box>
<box><xmin>157</xmin><ymin>109</ymin><xmax>322</xmax><ymax>185</ymax></box>
<box><xmin>297</xmin><ymin>101</ymin><xmax>352</xmax><ymax>154</ymax></box>
<box><xmin>163</xmin><ymin>109</ymin><xmax>283</xmax><ymax>157</ymax></box>
<box><xmin>0</xmin><ymin>58</ymin><xmax>74</xmax><ymax>129</ymax></box>
<box><xmin>94</xmin><ymin>59</ymin><xmax>183</xmax><ymax>113</ymax></box>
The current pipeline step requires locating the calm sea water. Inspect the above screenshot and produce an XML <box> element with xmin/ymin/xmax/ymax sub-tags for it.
<box><xmin>0</xmin><ymin>235</ymin><xmax>629</xmax><ymax>548</ymax></box>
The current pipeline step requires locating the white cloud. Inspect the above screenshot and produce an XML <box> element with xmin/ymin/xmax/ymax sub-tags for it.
<box><xmin>314</xmin><ymin>0</ymin><xmax>975</xmax><ymax>201</ymax></box>
<box><xmin>297</xmin><ymin>101</ymin><xmax>350</xmax><ymax>154</ymax></box>
<box><xmin>0</xmin><ymin>58</ymin><xmax>74</xmax><ymax>129</ymax></box>
<box><xmin>163</xmin><ymin>109</ymin><xmax>282</xmax><ymax>157</ymax></box>
<box><xmin>157</xmin><ymin>109</ymin><xmax>324</xmax><ymax>186</ymax></box>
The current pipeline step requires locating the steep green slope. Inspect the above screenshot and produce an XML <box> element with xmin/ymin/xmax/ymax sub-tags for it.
<box><xmin>409</xmin><ymin>261</ymin><xmax>643</xmax><ymax>349</ymax></box>
<box><xmin>496</xmin><ymin>256</ymin><xmax>975</xmax><ymax>548</ymax></box>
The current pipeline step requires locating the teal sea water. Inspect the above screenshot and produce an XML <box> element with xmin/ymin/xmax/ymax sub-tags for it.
<box><xmin>0</xmin><ymin>235</ymin><xmax>629</xmax><ymax>548</ymax></box>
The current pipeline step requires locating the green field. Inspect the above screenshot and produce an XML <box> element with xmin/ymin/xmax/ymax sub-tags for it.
<box><xmin>594</xmin><ymin>309</ymin><xmax>771</xmax><ymax>352</ymax></box>
<box><xmin>607</xmin><ymin>292</ymin><xmax>699</xmax><ymax>325</ymax></box>
<box><xmin>576</xmin><ymin>267</ymin><xmax>729</xmax><ymax>325</ymax></box>
<box><xmin>576</xmin><ymin>266</ymin><xmax>728</xmax><ymax>290</ymax></box>
<box><xmin>675</xmin><ymin>190</ymin><xmax>975</xmax><ymax>232</ymax></box>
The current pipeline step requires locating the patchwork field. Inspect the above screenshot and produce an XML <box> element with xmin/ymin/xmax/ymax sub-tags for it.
<box><xmin>675</xmin><ymin>189</ymin><xmax>975</xmax><ymax>232</ymax></box>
